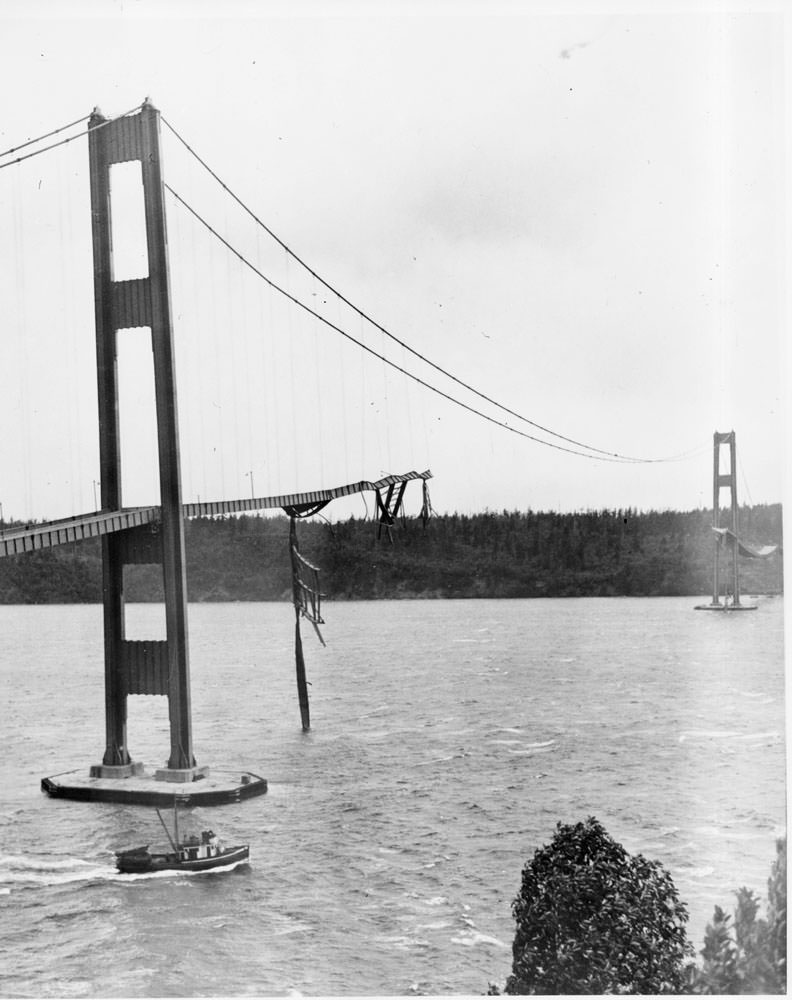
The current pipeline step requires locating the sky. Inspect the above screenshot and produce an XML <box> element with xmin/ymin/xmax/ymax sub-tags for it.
<box><xmin>0</xmin><ymin>0</ymin><xmax>788</xmax><ymax>523</ymax></box>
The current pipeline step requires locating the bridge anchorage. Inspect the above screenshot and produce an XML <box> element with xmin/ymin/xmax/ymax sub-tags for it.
<box><xmin>694</xmin><ymin>431</ymin><xmax>780</xmax><ymax>612</ymax></box>
<box><xmin>15</xmin><ymin>99</ymin><xmax>431</xmax><ymax>806</ymax></box>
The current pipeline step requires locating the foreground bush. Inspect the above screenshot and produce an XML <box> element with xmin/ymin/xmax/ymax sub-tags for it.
<box><xmin>502</xmin><ymin>817</ymin><xmax>692</xmax><ymax>994</ymax></box>
<box><xmin>687</xmin><ymin>837</ymin><xmax>786</xmax><ymax>994</ymax></box>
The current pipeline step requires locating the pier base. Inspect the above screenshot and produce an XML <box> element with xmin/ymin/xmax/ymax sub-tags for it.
<box><xmin>694</xmin><ymin>602</ymin><xmax>758</xmax><ymax>611</ymax></box>
<box><xmin>154</xmin><ymin>765</ymin><xmax>211</xmax><ymax>783</ymax></box>
<box><xmin>41</xmin><ymin>765</ymin><xmax>267</xmax><ymax>806</ymax></box>
<box><xmin>89</xmin><ymin>761</ymin><xmax>145</xmax><ymax>779</ymax></box>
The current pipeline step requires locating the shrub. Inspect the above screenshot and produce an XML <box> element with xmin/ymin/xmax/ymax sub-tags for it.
<box><xmin>503</xmin><ymin>817</ymin><xmax>692</xmax><ymax>994</ymax></box>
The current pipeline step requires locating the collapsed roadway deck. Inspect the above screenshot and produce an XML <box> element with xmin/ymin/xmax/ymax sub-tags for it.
<box><xmin>8</xmin><ymin>472</ymin><xmax>431</xmax><ymax>806</ymax></box>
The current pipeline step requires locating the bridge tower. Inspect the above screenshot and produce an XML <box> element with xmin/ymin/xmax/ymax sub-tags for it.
<box><xmin>711</xmin><ymin>430</ymin><xmax>740</xmax><ymax>607</ymax></box>
<box><xmin>695</xmin><ymin>430</ymin><xmax>756</xmax><ymax>611</ymax></box>
<box><xmin>87</xmin><ymin>100</ymin><xmax>199</xmax><ymax>783</ymax></box>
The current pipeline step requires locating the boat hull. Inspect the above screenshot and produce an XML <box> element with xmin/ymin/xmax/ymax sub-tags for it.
<box><xmin>116</xmin><ymin>844</ymin><xmax>249</xmax><ymax>874</ymax></box>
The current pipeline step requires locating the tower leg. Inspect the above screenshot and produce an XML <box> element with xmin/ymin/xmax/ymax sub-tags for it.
<box><xmin>101</xmin><ymin>534</ymin><xmax>130</xmax><ymax>767</ymax></box>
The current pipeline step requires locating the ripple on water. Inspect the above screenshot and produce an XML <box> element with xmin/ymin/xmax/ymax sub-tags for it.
<box><xmin>0</xmin><ymin>597</ymin><xmax>785</xmax><ymax>994</ymax></box>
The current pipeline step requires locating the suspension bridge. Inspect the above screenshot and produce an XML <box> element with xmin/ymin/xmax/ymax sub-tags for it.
<box><xmin>0</xmin><ymin>100</ymin><xmax>780</xmax><ymax>805</ymax></box>
<box><xmin>1</xmin><ymin>100</ymin><xmax>435</xmax><ymax>805</ymax></box>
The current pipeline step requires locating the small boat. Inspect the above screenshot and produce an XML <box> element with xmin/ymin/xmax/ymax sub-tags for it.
<box><xmin>115</xmin><ymin>801</ymin><xmax>249</xmax><ymax>874</ymax></box>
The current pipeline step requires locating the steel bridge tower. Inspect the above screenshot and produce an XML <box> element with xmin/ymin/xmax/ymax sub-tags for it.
<box><xmin>87</xmin><ymin>99</ymin><xmax>201</xmax><ymax>782</ymax></box>
<box><xmin>695</xmin><ymin>430</ymin><xmax>756</xmax><ymax>611</ymax></box>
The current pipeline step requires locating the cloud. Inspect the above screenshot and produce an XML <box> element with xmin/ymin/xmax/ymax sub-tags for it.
<box><xmin>560</xmin><ymin>40</ymin><xmax>590</xmax><ymax>59</ymax></box>
<box><xmin>410</xmin><ymin>148</ymin><xmax>602</xmax><ymax>254</ymax></box>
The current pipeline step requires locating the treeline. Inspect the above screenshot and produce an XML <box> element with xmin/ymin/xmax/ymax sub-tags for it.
<box><xmin>0</xmin><ymin>504</ymin><xmax>782</xmax><ymax>603</ymax></box>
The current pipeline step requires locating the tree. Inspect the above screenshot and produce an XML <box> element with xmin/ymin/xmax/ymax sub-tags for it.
<box><xmin>504</xmin><ymin>817</ymin><xmax>693</xmax><ymax>994</ymax></box>
<box><xmin>687</xmin><ymin>837</ymin><xmax>786</xmax><ymax>994</ymax></box>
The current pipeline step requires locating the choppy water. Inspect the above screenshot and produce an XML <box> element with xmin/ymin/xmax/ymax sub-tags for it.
<box><xmin>0</xmin><ymin>597</ymin><xmax>785</xmax><ymax>996</ymax></box>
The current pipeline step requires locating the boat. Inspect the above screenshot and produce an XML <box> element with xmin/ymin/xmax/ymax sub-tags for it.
<box><xmin>115</xmin><ymin>802</ymin><xmax>249</xmax><ymax>874</ymax></box>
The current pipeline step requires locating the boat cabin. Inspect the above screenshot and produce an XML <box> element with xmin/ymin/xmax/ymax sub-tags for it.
<box><xmin>180</xmin><ymin>829</ymin><xmax>223</xmax><ymax>862</ymax></box>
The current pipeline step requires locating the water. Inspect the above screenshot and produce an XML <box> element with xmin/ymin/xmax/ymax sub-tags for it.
<box><xmin>0</xmin><ymin>597</ymin><xmax>785</xmax><ymax>996</ymax></box>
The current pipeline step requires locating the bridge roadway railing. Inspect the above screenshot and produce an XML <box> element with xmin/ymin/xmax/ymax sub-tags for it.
<box><xmin>0</xmin><ymin>470</ymin><xmax>432</xmax><ymax>558</ymax></box>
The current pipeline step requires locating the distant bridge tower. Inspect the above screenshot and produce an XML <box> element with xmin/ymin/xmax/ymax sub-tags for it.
<box><xmin>87</xmin><ymin>100</ymin><xmax>199</xmax><ymax>782</ymax></box>
<box><xmin>695</xmin><ymin>430</ymin><xmax>756</xmax><ymax>611</ymax></box>
<box><xmin>712</xmin><ymin>430</ymin><xmax>740</xmax><ymax>607</ymax></box>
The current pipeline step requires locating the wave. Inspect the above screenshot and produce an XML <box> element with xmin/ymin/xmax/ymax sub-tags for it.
<box><xmin>490</xmin><ymin>738</ymin><xmax>556</xmax><ymax>751</ymax></box>
<box><xmin>450</xmin><ymin>928</ymin><xmax>508</xmax><ymax>949</ymax></box>
<box><xmin>507</xmin><ymin>740</ymin><xmax>556</xmax><ymax>756</ymax></box>
<box><xmin>676</xmin><ymin>865</ymin><xmax>716</xmax><ymax>878</ymax></box>
<box><xmin>416</xmin><ymin>919</ymin><xmax>453</xmax><ymax>931</ymax></box>
<box><xmin>359</xmin><ymin>704</ymin><xmax>390</xmax><ymax>718</ymax></box>
<box><xmin>415</xmin><ymin>750</ymin><xmax>471</xmax><ymax>766</ymax></box>
<box><xmin>679</xmin><ymin>729</ymin><xmax>781</xmax><ymax>743</ymax></box>
<box><xmin>382</xmin><ymin>933</ymin><xmax>431</xmax><ymax>951</ymax></box>
<box><xmin>731</xmin><ymin>688</ymin><xmax>772</xmax><ymax>700</ymax></box>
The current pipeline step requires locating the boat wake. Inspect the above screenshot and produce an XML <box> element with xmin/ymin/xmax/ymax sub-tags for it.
<box><xmin>0</xmin><ymin>854</ymin><xmax>114</xmax><ymax>888</ymax></box>
<box><xmin>0</xmin><ymin>853</ymin><xmax>248</xmax><ymax>891</ymax></box>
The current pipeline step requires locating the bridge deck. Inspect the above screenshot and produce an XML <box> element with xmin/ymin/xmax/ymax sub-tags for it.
<box><xmin>0</xmin><ymin>470</ymin><xmax>432</xmax><ymax>558</ymax></box>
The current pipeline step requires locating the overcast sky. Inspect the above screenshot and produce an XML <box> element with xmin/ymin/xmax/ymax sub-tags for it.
<box><xmin>0</xmin><ymin>0</ymin><xmax>787</xmax><ymax>522</ymax></box>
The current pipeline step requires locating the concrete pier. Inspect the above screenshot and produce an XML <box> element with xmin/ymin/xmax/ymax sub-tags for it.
<box><xmin>41</xmin><ymin>766</ymin><xmax>267</xmax><ymax>806</ymax></box>
<box><xmin>693</xmin><ymin>602</ymin><xmax>758</xmax><ymax>612</ymax></box>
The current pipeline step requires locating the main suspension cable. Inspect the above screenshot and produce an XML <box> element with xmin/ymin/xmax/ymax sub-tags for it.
<box><xmin>165</xmin><ymin>183</ymin><xmax>683</xmax><ymax>465</ymax></box>
<box><xmin>0</xmin><ymin>112</ymin><xmax>90</xmax><ymax>160</ymax></box>
<box><xmin>161</xmin><ymin>115</ymin><xmax>679</xmax><ymax>464</ymax></box>
<box><xmin>0</xmin><ymin>104</ymin><xmax>143</xmax><ymax>172</ymax></box>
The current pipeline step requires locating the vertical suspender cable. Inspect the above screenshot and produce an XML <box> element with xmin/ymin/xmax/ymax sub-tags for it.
<box><xmin>57</xmin><ymin>148</ymin><xmax>77</xmax><ymax>515</ymax></box>
<box><xmin>12</xmin><ymin>167</ymin><xmax>33</xmax><ymax>519</ymax></box>
<box><xmin>285</xmin><ymin>251</ymin><xmax>299</xmax><ymax>488</ymax></box>
<box><xmin>263</xmin><ymin>234</ymin><xmax>281</xmax><ymax>494</ymax></box>
<box><xmin>190</xmin><ymin>188</ymin><xmax>210</xmax><ymax>504</ymax></box>
<box><xmin>359</xmin><ymin>314</ymin><xmax>368</xmax><ymax>480</ymax></box>
<box><xmin>209</xmin><ymin>219</ymin><xmax>226</xmax><ymax>498</ymax></box>
<box><xmin>335</xmin><ymin>294</ymin><xmax>350</xmax><ymax>485</ymax></box>
<box><xmin>381</xmin><ymin>326</ymin><xmax>391</xmax><ymax>471</ymax></box>
<box><xmin>311</xmin><ymin>275</ymin><xmax>325</xmax><ymax>486</ymax></box>
<box><xmin>223</xmin><ymin>194</ymin><xmax>242</xmax><ymax>498</ymax></box>
<box><xmin>241</xmin><ymin>229</ymin><xmax>255</xmax><ymax>501</ymax></box>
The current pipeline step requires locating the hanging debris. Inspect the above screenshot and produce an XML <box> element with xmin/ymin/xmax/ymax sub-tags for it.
<box><xmin>375</xmin><ymin>480</ymin><xmax>408</xmax><ymax>542</ymax></box>
<box><xmin>275</xmin><ymin>472</ymin><xmax>432</xmax><ymax>730</ymax></box>
<box><xmin>419</xmin><ymin>478</ymin><xmax>434</xmax><ymax>529</ymax></box>
<box><xmin>288</xmin><ymin>515</ymin><xmax>326</xmax><ymax>731</ymax></box>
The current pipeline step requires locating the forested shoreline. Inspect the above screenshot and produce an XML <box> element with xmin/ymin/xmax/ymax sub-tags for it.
<box><xmin>0</xmin><ymin>504</ymin><xmax>782</xmax><ymax>604</ymax></box>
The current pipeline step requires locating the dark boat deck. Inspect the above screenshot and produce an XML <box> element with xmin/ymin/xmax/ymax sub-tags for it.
<box><xmin>116</xmin><ymin>843</ymin><xmax>250</xmax><ymax>873</ymax></box>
